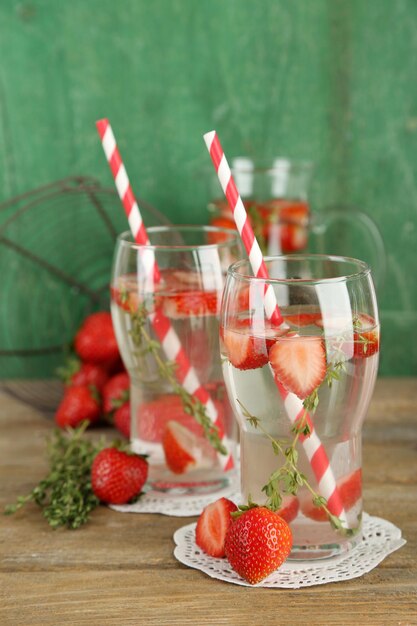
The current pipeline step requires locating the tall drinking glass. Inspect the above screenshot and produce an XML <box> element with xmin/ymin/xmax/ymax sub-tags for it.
<box><xmin>220</xmin><ymin>255</ymin><xmax>380</xmax><ymax>559</ymax></box>
<box><xmin>111</xmin><ymin>225</ymin><xmax>242</xmax><ymax>495</ymax></box>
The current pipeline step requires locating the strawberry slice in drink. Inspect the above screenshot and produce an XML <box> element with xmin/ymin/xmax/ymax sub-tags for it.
<box><xmin>162</xmin><ymin>289</ymin><xmax>219</xmax><ymax>319</ymax></box>
<box><xmin>111</xmin><ymin>274</ymin><xmax>140</xmax><ymax>312</ymax></box>
<box><xmin>353</xmin><ymin>314</ymin><xmax>380</xmax><ymax>358</ymax></box>
<box><xmin>162</xmin><ymin>420</ymin><xmax>217</xmax><ymax>475</ymax></box>
<box><xmin>138</xmin><ymin>394</ymin><xmax>225</xmax><ymax>443</ymax></box>
<box><xmin>300</xmin><ymin>468</ymin><xmax>362</xmax><ymax>522</ymax></box>
<box><xmin>283</xmin><ymin>311</ymin><xmax>323</xmax><ymax>329</ymax></box>
<box><xmin>269</xmin><ymin>334</ymin><xmax>327</xmax><ymax>399</ymax></box>
<box><xmin>207</xmin><ymin>216</ymin><xmax>236</xmax><ymax>244</ymax></box>
<box><xmin>195</xmin><ymin>497</ymin><xmax>238</xmax><ymax>557</ymax></box>
<box><xmin>276</xmin><ymin>495</ymin><xmax>300</xmax><ymax>524</ymax></box>
<box><xmin>222</xmin><ymin>319</ymin><xmax>279</xmax><ymax>371</ymax></box>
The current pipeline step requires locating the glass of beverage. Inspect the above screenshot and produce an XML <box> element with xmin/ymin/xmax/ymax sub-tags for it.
<box><xmin>220</xmin><ymin>254</ymin><xmax>380</xmax><ymax>559</ymax></box>
<box><xmin>110</xmin><ymin>225</ymin><xmax>242</xmax><ymax>495</ymax></box>
<box><xmin>207</xmin><ymin>158</ymin><xmax>312</xmax><ymax>254</ymax></box>
<box><xmin>206</xmin><ymin>158</ymin><xmax>386</xmax><ymax>287</ymax></box>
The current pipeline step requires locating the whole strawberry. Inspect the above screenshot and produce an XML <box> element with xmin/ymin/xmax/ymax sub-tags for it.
<box><xmin>74</xmin><ymin>312</ymin><xmax>120</xmax><ymax>369</ymax></box>
<box><xmin>224</xmin><ymin>506</ymin><xmax>292</xmax><ymax>584</ymax></box>
<box><xmin>114</xmin><ymin>402</ymin><xmax>131</xmax><ymax>438</ymax></box>
<box><xmin>55</xmin><ymin>386</ymin><xmax>101</xmax><ymax>429</ymax></box>
<box><xmin>58</xmin><ymin>358</ymin><xmax>109</xmax><ymax>392</ymax></box>
<box><xmin>91</xmin><ymin>448</ymin><xmax>148</xmax><ymax>504</ymax></box>
<box><xmin>102</xmin><ymin>372</ymin><xmax>130</xmax><ymax>414</ymax></box>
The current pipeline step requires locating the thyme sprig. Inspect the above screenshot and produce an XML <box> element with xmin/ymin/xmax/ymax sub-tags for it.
<box><xmin>4</xmin><ymin>422</ymin><xmax>104</xmax><ymax>529</ymax></box>
<box><xmin>128</xmin><ymin>303</ymin><xmax>227</xmax><ymax>456</ymax></box>
<box><xmin>237</xmin><ymin>395</ymin><xmax>357</xmax><ymax>537</ymax></box>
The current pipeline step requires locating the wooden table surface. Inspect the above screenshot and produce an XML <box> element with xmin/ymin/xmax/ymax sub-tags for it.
<box><xmin>1</xmin><ymin>378</ymin><xmax>416</xmax><ymax>626</ymax></box>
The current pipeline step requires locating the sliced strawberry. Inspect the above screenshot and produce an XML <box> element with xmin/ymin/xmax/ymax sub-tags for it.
<box><xmin>222</xmin><ymin>325</ymin><xmax>269</xmax><ymax>371</ymax></box>
<box><xmin>277</xmin><ymin>495</ymin><xmax>300</xmax><ymax>524</ymax></box>
<box><xmin>207</xmin><ymin>216</ymin><xmax>236</xmax><ymax>244</ymax></box>
<box><xmin>111</xmin><ymin>275</ymin><xmax>140</xmax><ymax>313</ymax></box>
<box><xmin>162</xmin><ymin>421</ymin><xmax>216</xmax><ymax>475</ymax></box>
<box><xmin>284</xmin><ymin>311</ymin><xmax>323</xmax><ymax>328</ymax></box>
<box><xmin>269</xmin><ymin>334</ymin><xmax>326</xmax><ymax>398</ymax></box>
<box><xmin>195</xmin><ymin>497</ymin><xmax>238</xmax><ymax>557</ymax></box>
<box><xmin>279</xmin><ymin>201</ymin><xmax>310</xmax><ymax>253</ymax></box>
<box><xmin>300</xmin><ymin>468</ymin><xmax>362</xmax><ymax>522</ymax></box>
<box><xmin>353</xmin><ymin>314</ymin><xmax>379</xmax><ymax>358</ymax></box>
<box><xmin>339</xmin><ymin>468</ymin><xmax>362</xmax><ymax>510</ymax></box>
<box><xmin>138</xmin><ymin>394</ymin><xmax>224</xmax><ymax>443</ymax></box>
<box><xmin>162</xmin><ymin>290</ymin><xmax>219</xmax><ymax>319</ymax></box>
<box><xmin>299</xmin><ymin>496</ymin><xmax>328</xmax><ymax>522</ymax></box>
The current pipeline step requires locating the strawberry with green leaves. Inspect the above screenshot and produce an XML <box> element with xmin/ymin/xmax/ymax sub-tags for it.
<box><xmin>91</xmin><ymin>447</ymin><xmax>148</xmax><ymax>505</ymax></box>
<box><xmin>58</xmin><ymin>357</ymin><xmax>109</xmax><ymax>392</ymax></box>
<box><xmin>224</xmin><ymin>506</ymin><xmax>292</xmax><ymax>584</ymax></box>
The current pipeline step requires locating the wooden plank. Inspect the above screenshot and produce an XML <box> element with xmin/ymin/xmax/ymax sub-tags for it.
<box><xmin>0</xmin><ymin>379</ymin><xmax>416</xmax><ymax>624</ymax></box>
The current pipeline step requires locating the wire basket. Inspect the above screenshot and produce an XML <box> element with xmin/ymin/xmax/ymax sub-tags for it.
<box><xmin>0</xmin><ymin>176</ymin><xmax>171</xmax><ymax>411</ymax></box>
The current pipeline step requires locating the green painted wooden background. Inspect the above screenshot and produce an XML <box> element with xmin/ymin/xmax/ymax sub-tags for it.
<box><xmin>1</xmin><ymin>0</ymin><xmax>416</xmax><ymax>377</ymax></box>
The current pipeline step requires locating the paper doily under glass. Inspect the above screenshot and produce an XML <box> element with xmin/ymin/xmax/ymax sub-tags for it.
<box><xmin>173</xmin><ymin>513</ymin><xmax>405</xmax><ymax>588</ymax></box>
<box><xmin>110</xmin><ymin>474</ymin><xmax>241</xmax><ymax>517</ymax></box>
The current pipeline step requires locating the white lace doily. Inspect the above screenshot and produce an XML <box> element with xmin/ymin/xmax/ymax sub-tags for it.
<box><xmin>173</xmin><ymin>513</ymin><xmax>405</xmax><ymax>588</ymax></box>
<box><xmin>110</xmin><ymin>476</ymin><xmax>241</xmax><ymax>517</ymax></box>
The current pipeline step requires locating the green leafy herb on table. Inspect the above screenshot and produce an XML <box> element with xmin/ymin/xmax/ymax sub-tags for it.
<box><xmin>4</xmin><ymin>423</ymin><xmax>149</xmax><ymax>529</ymax></box>
<box><xmin>4</xmin><ymin>422</ymin><xmax>103</xmax><ymax>529</ymax></box>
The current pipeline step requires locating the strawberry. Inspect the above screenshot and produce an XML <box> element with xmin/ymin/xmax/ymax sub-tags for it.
<box><xmin>58</xmin><ymin>358</ymin><xmax>109</xmax><ymax>392</ymax></box>
<box><xmin>279</xmin><ymin>201</ymin><xmax>309</xmax><ymax>253</ymax></box>
<box><xmin>224</xmin><ymin>507</ymin><xmax>293</xmax><ymax>584</ymax></box>
<box><xmin>276</xmin><ymin>495</ymin><xmax>300</xmax><ymax>524</ymax></box>
<box><xmin>111</xmin><ymin>275</ymin><xmax>140</xmax><ymax>312</ymax></box>
<box><xmin>222</xmin><ymin>321</ymin><xmax>277</xmax><ymax>370</ymax></box>
<box><xmin>138</xmin><ymin>394</ymin><xmax>224</xmax><ymax>443</ymax></box>
<box><xmin>207</xmin><ymin>216</ymin><xmax>236</xmax><ymax>244</ymax></box>
<box><xmin>91</xmin><ymin>447</ymin><xmax>148</xmax><ymax>505</ymax></box>
<box><xmin>55</xmin><ymin>385</ymin><xmax>101</xmax><ymax>429</ymax></box>
<box><xmin>114</xmin><ymin>402</ymin><xmax>131</xmax><ymax>438</ymax></box>
<box><xmin>283</xmin><ymin>311</ymin><xmax>323</xmax><ymax>328</ymax></box>
<box><xmin>195</xmin><ymin>497</ymin><xmax>238</xmax><ymax>557</ymax></box>
<box><xmin>74</xmin><ymin>312</ymin><xmax>120</xmax><ymax>369</ymax></box>
<box><xmin>102</xmin><ymin>372</ymin><xmax>130</xmax><ymax>414</ymax></box>
<box><xmin>162</xmin><ymin>290</ymin><xmax>219</xmax><ymax>319</ymax></box>
<box><xmin>353</xmin><ymin>314</ymin><xmax>380</xmax><ymax>358</ymax></box>
<box><xmin>162</xmin><ymin>420</ymin><xmax>216</xmax><ymax>475</ymax></box>
<box><xmin>300</xmin><ymin>469</ymin><xmax>362</xmax><ymax>522</ymax></box>
<box><xmin>269</xmin><ymin>334</ymin><xmax>327</xmax><ymax>398</ymax></box>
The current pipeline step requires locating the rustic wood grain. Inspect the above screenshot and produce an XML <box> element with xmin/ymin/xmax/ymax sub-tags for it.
<box><xmin>1</xmin><ymin>379</ymin><xmax>416</xmax><ymax>625</ymax></box>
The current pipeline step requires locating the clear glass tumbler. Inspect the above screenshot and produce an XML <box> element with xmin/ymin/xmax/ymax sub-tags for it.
<box><xmin>111</xmin><ymin>225</ymin><xmax>242</xmax><ymax>494</ymax></box>
<box><xmin>220</xmin><ymin>255</ymin><xmax>380</xmax><ymax>559</ymax></box>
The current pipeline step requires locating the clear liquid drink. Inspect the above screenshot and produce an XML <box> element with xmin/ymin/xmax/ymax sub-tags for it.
<box><xmin>111</xmin><ymin>226</ymin><xmax>242</xmax><ymax>494</ymax></box>
<box><xmin>220</xmin><ymin>256</ymin><xmax>380</xmax><ymax>559</ymax></box>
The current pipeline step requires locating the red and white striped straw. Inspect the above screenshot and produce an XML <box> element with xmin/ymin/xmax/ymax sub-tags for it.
<box><xmin>96</xmin><ymin>119</ymin><xmax>233</xmax><ymax>471</ymax></box>
<box><xmin>204</xmin><ymin>130</ymin><xmax>347</xmax><ymax>521</ymax></box>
